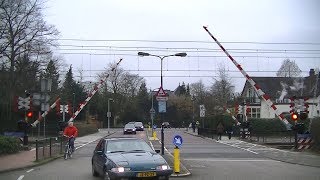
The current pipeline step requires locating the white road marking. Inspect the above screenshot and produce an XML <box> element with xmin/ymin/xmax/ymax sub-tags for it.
<box><xmin>184</xmin><ymin>158</ymin><xmax>278</xmax><ymax>162</ymax></box>
<box><xmin>149</xmin><ymin>141</ymin><xmax>155</xmax><ymax>150</ymax></box>
<box><xmin>26</xmin><ymin>169</ymin><xmax>34</xmax><ymax>173</ymax></box>
<box><xmin>218</xmin><ymin>141</ymin><xmax>259</xmax><ymax>154</ymax></box>
<box><xmin>247</xmin><ymin>144</ymin><xmax>257</xmax><ymax>150</ymax></box>
<box><xmin>75</xmin><ymin>139</ymin><xmax>99</xmax><ymax>150</ymax></box>
<box><xmin>17</xmin><ymin>175</ymin><xmax>24</xmax><ymax>180</ymax></box>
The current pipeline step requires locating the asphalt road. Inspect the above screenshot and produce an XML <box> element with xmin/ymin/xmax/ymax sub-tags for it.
<box><xmin>156</xmin><ymin>128</ymin><xmax>320</xmax><ymax>180</ymax></box>
<box><xmin>1</xmin><ymin>128</ymin><xmax>319</xmax><ymax>180</ymax></box>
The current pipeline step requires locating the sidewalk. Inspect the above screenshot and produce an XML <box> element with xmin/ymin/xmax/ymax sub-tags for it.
<box><xmin>0</xmin><ymin>129</ymin><xmax>111</xmax><ymax>173</ymax></box>
<box><xmin>185</xmin><ymin>129</ymin><xmax>320</xmax><ymax>168</ymax></box>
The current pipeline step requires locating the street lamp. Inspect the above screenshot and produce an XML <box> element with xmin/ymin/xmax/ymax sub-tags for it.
<box><xmin>138</xmin><ymin>52</ymin><xmax>187</xmax><ymax>88</ymax></box>
<box><xmin>139</xmin><ymin>52</ymin><xmax>187</xmax><ymax>155</ymax></box>
<box><xmin>107</xmin><ymin>98</ymin><xmax>114</xmax><ymax>134</ymax></box>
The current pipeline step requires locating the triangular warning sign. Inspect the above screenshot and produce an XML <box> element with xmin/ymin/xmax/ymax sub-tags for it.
<box><xmin>156</xmin><ymin>87</ymin><xmax>166</xmax><ymax>97</ymax></box>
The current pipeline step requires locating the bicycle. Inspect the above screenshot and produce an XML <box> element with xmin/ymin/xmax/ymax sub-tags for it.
<box><xmin>64</xmin><ymin>136</ymin><xmax>74</xmax><ymax>160</ymax></box>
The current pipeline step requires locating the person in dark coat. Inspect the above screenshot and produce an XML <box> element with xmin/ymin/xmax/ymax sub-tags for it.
<box><xmin>216</xmin><ymin>122</ymin><xmax>224</xmax><ymax>140</ymax></box>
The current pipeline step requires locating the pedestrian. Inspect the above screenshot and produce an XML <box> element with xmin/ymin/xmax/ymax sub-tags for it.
<box><xmin>216</xmin><ymin>122</ymin><xmax>224</xmax><ymax>140</ymax></box>
<box><xmin>226</xmin><ymin>125</ymin><xmax>233</xmax><ymax>140</ymax></box>
<box><xmin>192</xmin><ymin>121</ymin><xmax>196</xmax><ymax>133</ymax></box>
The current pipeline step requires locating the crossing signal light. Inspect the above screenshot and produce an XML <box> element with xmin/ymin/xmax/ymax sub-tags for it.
<box><xmin>26</xmin><ymin>111</ymin><xmax>33</xmax><ymax>118</ymax></box>
<box><xmin>291</xmin><ymin>112</ymin><xmax>298</xmax><ymax>121</ymax></box>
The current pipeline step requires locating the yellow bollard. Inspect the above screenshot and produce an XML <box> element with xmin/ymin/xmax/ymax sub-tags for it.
<box><xmin>173</xmin><ymin>146</ymin><xmax>180</xmax><ymax>173</ymax></box>
<box><xmin>152</xmin><ymin>131</ymin><xmax>157</xmax><ymax>139</ymax></box>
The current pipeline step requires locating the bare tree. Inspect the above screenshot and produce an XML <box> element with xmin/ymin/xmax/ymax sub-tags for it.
<box><xmin>0</xmin><ymin>0</ymin><xmax>59</xmax><ymax>84</ymax></box>
<box><xmin>190</xmin><ymin>80</ymin><xmax>207</xmax><ymax>103</ymax></box>
<box><xmin>276</xmin><ymin>59</ymin><xmax>302</xmax><ymax>77</ymax></box>
<box><xmin>0</xmin><ymin>0</ymin><xmax>59</xmax><ymax>125</ymax></box>
<box><xmin>210</xmin><ymin>64</ymin><xmax>234</xmax><ymax>114</ymax></box>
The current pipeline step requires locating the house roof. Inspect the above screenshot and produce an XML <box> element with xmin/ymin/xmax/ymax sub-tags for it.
<box><xmin>242</xmin><ymin>74</ymin><xmax>320</xmax><ymax>99</ymax></box>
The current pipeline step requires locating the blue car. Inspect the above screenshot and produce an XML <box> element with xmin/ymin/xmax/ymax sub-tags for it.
<box><xmin>92</xmin><ymin>137</ymin><xmax>172</xmax><ymax>180</ymax></box>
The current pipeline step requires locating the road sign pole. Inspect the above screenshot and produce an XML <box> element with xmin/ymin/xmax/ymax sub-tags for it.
<box><xmin>161</xmin><ymin>122</ymin><xmax>164</xmax><ymax>155</ymax></box>
<box><xmin>62</xmin><ymin>105</ymin><xmax>65</xmax><ymax>122</ymax></box>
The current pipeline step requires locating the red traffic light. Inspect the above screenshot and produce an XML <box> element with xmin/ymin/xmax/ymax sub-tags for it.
<box><xmin>291</xmin><ymin>113</ymin><xmax>298</xmax><ymax>121</ymax></box>
<box><xmin>26</xmin><ymin>111</ymin><xmax>33</xmax><ymax>118</ymax></box>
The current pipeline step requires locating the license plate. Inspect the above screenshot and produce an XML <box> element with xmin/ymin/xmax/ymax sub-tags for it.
<box><xmin>137</xmin><ymin>172</ymin><xmax>156</xmax><ymax>177</ymax></box>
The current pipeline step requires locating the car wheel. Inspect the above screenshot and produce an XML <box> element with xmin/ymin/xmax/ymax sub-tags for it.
<box><xmin>103</xmin><ymin>170</ymin><xmax>111</xmax><ymax>180</ymax></box>
<box><xmin>92</xmin><ymin>164</ymin><xmax>99</xmax><ymax>177</ymax></box>
<box><xmin>134</xmin><ymin>131</ymin><xmax>137</xmax><ymax>134</ymax></box>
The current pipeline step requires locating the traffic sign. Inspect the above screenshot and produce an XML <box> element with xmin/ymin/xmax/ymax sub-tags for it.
<box><xmin>156</xmin><ymin>86</ymin><xmax>166</xmax><ymax>97</ymax></box>
<box><xmin>156</xmin><ymin>96</ymin><xmax>168</xmax><ymax>101</ymax></box>
<box><xmin>200</xmin><ymin>105</ymin><xmax>206</xmax><ymax>117</ymax></box>
<box><xmin>158</xmin><ymin>101</ymin><xmax>166</xmax><ymax>113</ymax></box>
<box><xmin>18</xmin><ymin>97</ymin><xmax>31</xmax><ymax>110</ymax></box>
<box><xmin>173</xmin><ymin>135</ymin><xmax>183</xmax><ymax>148</ymax></box>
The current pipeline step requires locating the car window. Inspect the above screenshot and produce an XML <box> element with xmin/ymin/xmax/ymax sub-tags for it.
<box><xmin>106</xmin><ymin>139</ymin><xmax>153</xmax><ymax>153</ymax></box>
<box><xmin>125</xmin><ymin>124</ymin><xmax>135</xmax><ymax>128</ymax></box>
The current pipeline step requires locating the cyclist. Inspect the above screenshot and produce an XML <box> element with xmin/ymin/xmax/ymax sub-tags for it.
<box><xmin>63</xmin><ymin>121</ymin><xmax>78</xmax><ymax>153</ymax></box>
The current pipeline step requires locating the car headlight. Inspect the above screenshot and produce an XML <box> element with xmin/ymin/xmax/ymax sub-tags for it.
<box><xmin>156</xmin><ymin>165</ymin><xmax>169</xmax><ymax>171</ymax></box>
<box><xmin>111</xmin><ymin>167</ymin><xmax>130</xmax><ymax>173</ymax></box>
<box><xmin>133</xmin><ymin>128</ymin><xmax>136</xmax><ymax>131</ymax></box>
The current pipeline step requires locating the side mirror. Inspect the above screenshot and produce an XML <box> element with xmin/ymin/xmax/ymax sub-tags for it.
<box><xmin>155</xmin><ymin>150</ymin><xmax>160</xmax><ymax>153</ymax></box>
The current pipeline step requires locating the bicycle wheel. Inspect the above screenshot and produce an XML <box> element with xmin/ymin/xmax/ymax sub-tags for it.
<box><xmin>64</xmin><ymin>144</ymin><xmax>69</xmax><ymax>160</ymax></box>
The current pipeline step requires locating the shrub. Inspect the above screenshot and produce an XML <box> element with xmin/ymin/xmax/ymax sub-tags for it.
<box><xmin>0</xmin><ymin>136</ymin><xmax>21</xmax><ymax>155</ymax></box>
<box><xmin>74</xmin><ymin>122</ymin><xmax>98</xmax><ymax>137</ymax></box>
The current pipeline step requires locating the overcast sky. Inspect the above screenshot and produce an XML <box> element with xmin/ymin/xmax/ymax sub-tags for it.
<box><xmin>44</xmin><ymin>0</ymin><xmax>320</xmax><ymax>93</ymax></box>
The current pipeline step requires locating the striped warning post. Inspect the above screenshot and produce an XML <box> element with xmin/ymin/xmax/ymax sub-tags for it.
<box><xmin>203</xmin><ymin>26</ymin><xmax>291</xmax><ymax>129</ymax></box>
<box><xmin>68</xmin><ymin>58</ymin><xmax>123</xmax><ymax>122</ymax></box>
<box><xmin>298</xmin><ymin>136</ymin><xmax>314</xmax><ymax>150</ymax></box>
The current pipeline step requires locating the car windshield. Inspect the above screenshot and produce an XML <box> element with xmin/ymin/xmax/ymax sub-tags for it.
<box><xmin>124</xmin><ymin>124</ymin><xmax>135</xmax><ymax>128</ymax></box>
<box><xmin>106</xmin><ymin>139</ymin><xmax>153</xmax><ymax>153</ymax></box>
<box><xmin>134</xmin><ymin>122</ymin><xmax>143</xmax><ymax>126</ymax></box>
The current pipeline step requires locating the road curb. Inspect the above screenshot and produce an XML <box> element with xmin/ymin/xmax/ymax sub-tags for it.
<box><xmin>0</xmin><ymin>132</ymin><xmax>116</xmax><ymax>174</ymax></box>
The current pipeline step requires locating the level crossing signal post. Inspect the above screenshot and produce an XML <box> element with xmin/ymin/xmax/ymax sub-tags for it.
<box><xmin>289</xmin><ymin>96</ymin><xmax>309</xmax><ymax>149</ymax></box>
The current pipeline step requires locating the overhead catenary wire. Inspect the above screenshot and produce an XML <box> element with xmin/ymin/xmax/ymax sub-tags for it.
<box><xmin>53</xmin><ymin>38</ymin><xmax>320</xmax><ymax>45</ymax></box>
<box><xmin>56</xmin><ymin>52</ymin><xmax>320</xmax><ymax>59</ymax></box>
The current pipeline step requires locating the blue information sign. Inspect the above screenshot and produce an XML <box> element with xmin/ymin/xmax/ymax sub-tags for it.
<box><xmin>173</xmin><ymin>135</ymin><xmax>183</xmax><ymax>147</ymax></box>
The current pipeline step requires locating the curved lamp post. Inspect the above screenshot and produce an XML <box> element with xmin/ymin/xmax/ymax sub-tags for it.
<box><xmin>138</xmin><ymin>52</ymin><xmax>187</xmax><ymax>155</ymax></box>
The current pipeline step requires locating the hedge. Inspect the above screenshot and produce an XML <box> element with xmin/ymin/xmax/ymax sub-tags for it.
<box><xmin>0</xmin><ymin>136</ymin><xmax>21</xmax><ymax>155</ymax></box>
<box><xmin>74</xmin><ymin>121</ymin><xmax>98</xmax><ymax>137</ymax></box>
<box><xmin>310</xmin><ymin>117</ymin><xmax>320</xmax><ymax>151</ymax></box>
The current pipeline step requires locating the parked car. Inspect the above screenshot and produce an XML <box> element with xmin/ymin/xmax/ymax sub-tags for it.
<box><xmin>162</xmin><ymin>122</ymin><xmax>171</xmax><ymax>128</ymax></box>
<box><xmin>134</xmin><ymin>121</ymin><xmax>144</xmax><ymax>131</ymax></box>
<box><xmin>92</xmin><ymin>137</ymin><xmax>172</xmax><ymax>180</ymax></box>
<box><xmin>123</xmin><ymin>123</ymin><xmax>136</xmax><ymax>134</ymax></box>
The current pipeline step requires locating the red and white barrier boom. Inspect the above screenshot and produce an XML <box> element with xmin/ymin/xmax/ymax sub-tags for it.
<box><xmin>203</xmin><ymin>26</ymin><xmax>291</xmax><ymax>129</ymax></box>
<box><xmin>69</xmin><ymin>58</ymin><xmax>123</xmax><ymax>122</ymax></box>
<box><xmin>31</xmin><ymin>97</ymin><xmax>61</xmax><ymax>127</ymax></box>
<box><xmin>225</xmin><ymin>108</ymin><xmax>240</xmax><ymax>125</ymax></box>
